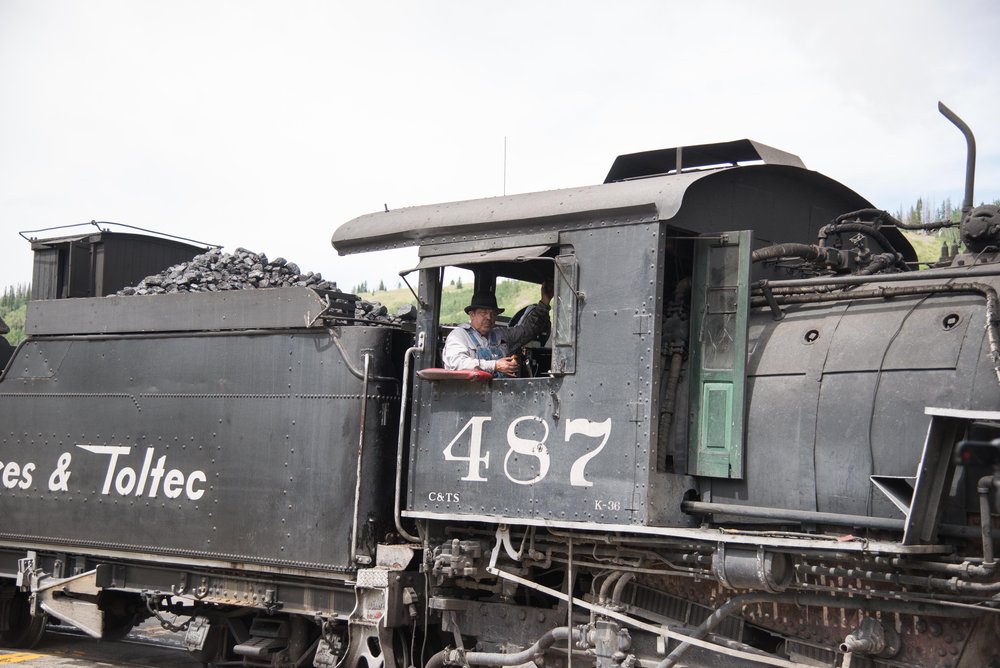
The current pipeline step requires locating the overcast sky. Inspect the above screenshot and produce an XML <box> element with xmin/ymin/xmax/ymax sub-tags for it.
<box><xmin>2</xmin><ymin>1</ymin><xmax>998</xmax><ymax>291</ymax></box>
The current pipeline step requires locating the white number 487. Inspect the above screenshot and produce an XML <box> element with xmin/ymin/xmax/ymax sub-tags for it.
<box><xmin>442</xmin><ymin>415</ymin><xmax>612</xmax><ymax>487</ymax></box>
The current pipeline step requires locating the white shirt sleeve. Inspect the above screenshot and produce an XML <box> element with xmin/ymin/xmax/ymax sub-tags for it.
<box><xmin>443</xmin><ymin>327</ymin><xmax>496</xmax><ymax>372</ymax></box>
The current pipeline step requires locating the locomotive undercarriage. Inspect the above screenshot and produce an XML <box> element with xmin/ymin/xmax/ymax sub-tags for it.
<box><xmin>417</xmin><ymin>520</ymin><xmax>1000</xmax><ymax>668</ymax></box>
<box><xmin>4</xmin><ymin>504</ymin><xmax>997</xmax><ymax>668</ymax></box>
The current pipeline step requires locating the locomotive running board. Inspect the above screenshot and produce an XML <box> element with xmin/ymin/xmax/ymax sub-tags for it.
<box><xmin>401</xmin><ymin>510</ymin><xmax>951</xmax><ymax>554</ymax></box>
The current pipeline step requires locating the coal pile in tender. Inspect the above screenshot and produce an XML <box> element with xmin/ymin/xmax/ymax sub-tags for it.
<box><xmin>116</xmin><ymin>247</ymin><xmax>415</xmax><ymax>325</ymax></box>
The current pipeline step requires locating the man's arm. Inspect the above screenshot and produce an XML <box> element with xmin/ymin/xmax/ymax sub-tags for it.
<box><xmin>503</xmin><ymin>281</ymin><xmax>553</xmax><ymax>352</ymax></box>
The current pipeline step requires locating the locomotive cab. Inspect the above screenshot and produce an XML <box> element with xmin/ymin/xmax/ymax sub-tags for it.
<box><xmin>333</xmin><ymin>138</ymin><xmax>879</xmax><ymax>532</ymax></box>
<box><xmin>399</xmin><ymin>227</ymin><xmax>755</xmax><ymax>529</ymax></box>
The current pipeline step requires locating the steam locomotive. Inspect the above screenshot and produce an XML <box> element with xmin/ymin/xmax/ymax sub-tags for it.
<box><xmin>1</xmin><ymin>103</ymin><xmax>998</xmax><ymax>668</ymax></box>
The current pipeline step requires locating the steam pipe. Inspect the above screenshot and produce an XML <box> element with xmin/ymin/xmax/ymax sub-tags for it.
<box><xmin>751</xmin><ymin>243</ymin><xmax>827</xmax><ymax>264</ymax></box>
<box><xmin>834</xmin><ymin>207</ymin><xmax>956</xmax><ymax>231</ymax></box>
<box><xmin>855</xmin><ymin>253</ymin><xmax>902</xmax><ymax>276</ymax></box>
<box><xmin>683</xmin><ymin>499</ymin><xmax>999</xmax><ymax>541</ymax></box>
<box><xmin>683</xmin><ymin>500</ymin><xmax>904</xmax><ymax>531</ymax></box>
<box><xmin>938</xmin><ymin>101</ymin><xmax>976</xmax><ymax>214</ymax></box>
<box><xmin>841</xmin><ymin>622</ymin><xmax>893</xmax><ymax>657</ymax></box>
<box><xmin>978</xmin><ymin>476</ymin><xmax>997</xmax><ymax>569</ymax></box>
<box><xmin>611</xmin><ymin>572</ymin><xmax>636</xmax><ymax>604</ymax></box>
<box><xmin>598</xmin><ymin>571</ymin><xmax>624</xmax><ymax>604</ymax></box>
<box><xmin>660</xmin><ymin>353</ymin><xmax>684</xmax><ymax>462</ymax></box>
<box><xmin>425</xmin><ymin>627</ymin><xmax>583</xmax><ymax>668</ymax></box>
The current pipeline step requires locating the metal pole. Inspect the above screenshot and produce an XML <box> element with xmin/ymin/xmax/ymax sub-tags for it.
<box><xmin>566</xmin><ymin>535</ymin><xmax>573</xmax><ymax>668</ymax></box>
<box><xmin>394</xmin><ymin>335</ymin><xmax>424</xmax><ymax>543</ymax></box>
<box><xmin>350</xmin><ymin>353</ymin><xmax>372</xmax><ymax>563</ymax></box>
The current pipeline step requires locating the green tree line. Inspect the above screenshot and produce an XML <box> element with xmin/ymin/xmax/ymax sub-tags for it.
<box><xmin>1</xmin><ymin>283</ymin><xmax>30</xmax><ymax>345</ymax></box>
<box><xmin>896</xmin><ymin>195</ymin><xmax>1000</xmax><ymax>251</ymax></box>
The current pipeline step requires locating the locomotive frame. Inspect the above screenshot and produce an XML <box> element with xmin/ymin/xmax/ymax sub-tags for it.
<box><xmin>1</xmin><ymin>106</ymin><xmax>998</xmax><ymax>667</ymax></box>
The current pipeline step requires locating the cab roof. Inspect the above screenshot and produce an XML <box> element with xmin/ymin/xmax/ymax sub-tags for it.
<box><xmin>331</xmin><ymin>139</ymin><xmax>871</xmax><ymax>257</ymax></box>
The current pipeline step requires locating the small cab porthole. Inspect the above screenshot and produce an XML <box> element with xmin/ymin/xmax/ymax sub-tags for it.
<box><xmin>803</xmin><ymin>329</ymin><xmax>820</xmax><ymax>344</ymax></box>
<box><xmin>942</xmin><ymin>313</ymin><xmax>961</xmax><ymax>330</ymax></box>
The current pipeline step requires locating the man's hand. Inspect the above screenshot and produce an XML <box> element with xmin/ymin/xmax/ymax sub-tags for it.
<box><xmin>540</xmin><ymin>280</ymin><xmax>554</xmax><ymax>305</ymax></box>
<box><xmin>495</xmin><ymin>356</ymin><xmax>518</xmax><ymax>377</ymax></box>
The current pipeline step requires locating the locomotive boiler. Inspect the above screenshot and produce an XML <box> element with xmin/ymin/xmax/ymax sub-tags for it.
<box><xmin>1</xmin><ymin>103</ymin><xmax>998</xmax><ymax>668</ymax></box>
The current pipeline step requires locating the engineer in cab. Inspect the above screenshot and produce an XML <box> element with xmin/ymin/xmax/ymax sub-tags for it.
<box><xmin>442</xmin><ymin>282</ymin><xmax>552</xmax><ymax>377</ymax></box>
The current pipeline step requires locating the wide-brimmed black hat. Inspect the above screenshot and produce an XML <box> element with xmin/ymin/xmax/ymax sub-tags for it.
<box><xmin>465</xmin><ymin>291</ymin><xmax>504</xmax><ymax>314</ymax></box>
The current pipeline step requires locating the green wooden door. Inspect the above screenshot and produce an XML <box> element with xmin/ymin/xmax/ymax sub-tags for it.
<box><xmin>687</xmin><ymin>231</ymin><xmax>752</xmax><ymax>478</ymax></box>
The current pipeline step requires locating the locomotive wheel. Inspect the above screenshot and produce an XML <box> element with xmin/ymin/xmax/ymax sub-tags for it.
<box><xmin>0</xmin><ymin>588</ymin><xmax>47</xmax><ymax>649</ymax></box>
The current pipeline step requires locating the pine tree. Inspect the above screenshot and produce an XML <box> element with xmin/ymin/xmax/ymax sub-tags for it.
<box><xmin>378</xmin><ymin>280</ymin><xmax>386</xmax><ymax>292</ymax></box>
<box><xmin>1</xmin><ymin>283</ymin><xmax>31</xmax><ymax>345</ymax></box>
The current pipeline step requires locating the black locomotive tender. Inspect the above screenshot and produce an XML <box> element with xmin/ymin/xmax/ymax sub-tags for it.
<box><xmin>2</xmin><ymin>104</ymin><xmax>999</xmax><ymax>668</ymax></box>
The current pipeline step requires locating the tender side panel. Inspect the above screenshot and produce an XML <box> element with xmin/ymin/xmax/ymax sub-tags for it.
<box><xmin>0</xmin><ymin>325</ymin><xmax>399</xmax><ymax>572</ymax></box>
